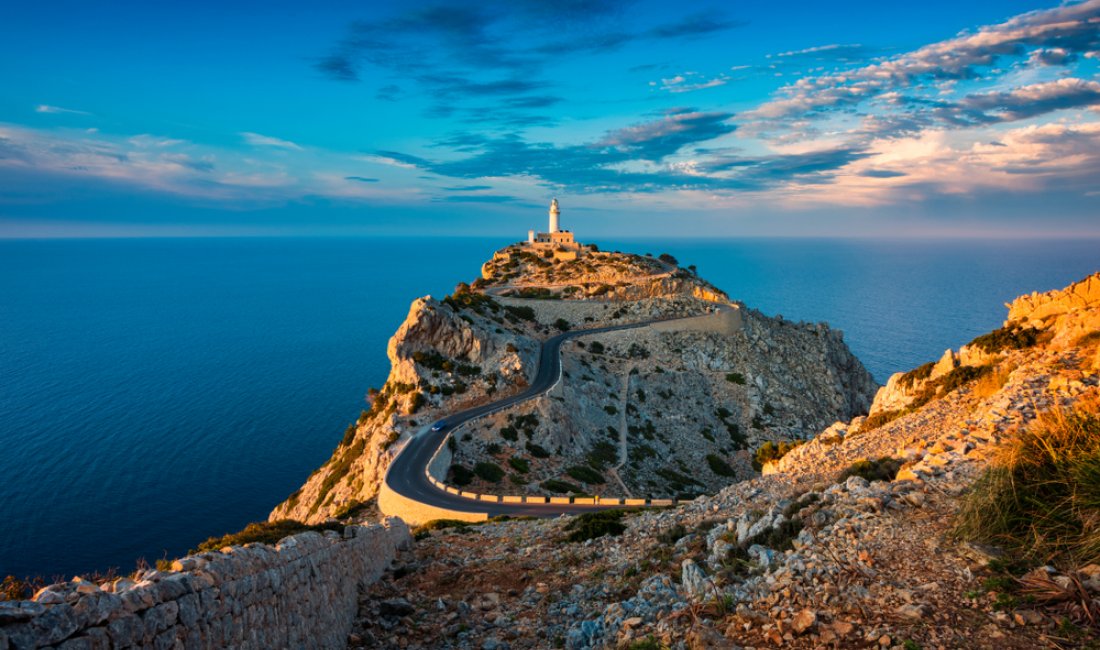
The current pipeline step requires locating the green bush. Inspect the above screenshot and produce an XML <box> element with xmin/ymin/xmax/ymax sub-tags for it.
<box><xmin>500</xmin><ymin>426</ymin><xmax>519</xmax><ymax>442</ymax></box>
<box><xmin>968</xmin><ymin>325</ymin><xmax>1041</xmax><ymax>353</ymax></box>
<box><xmin>587</xmin><ymin>441</ymin><xmax>618</xmax><ymax>469</ymax></box>
<box><xmin>752</xmin><ymin>440</ymin><xmax>804</xmax><ymax>471</ymax></box>
<box><xmin>195</xmin><ymin>520</ymin><xmax>342</xmax><ymax>553</ymax></box>
<box><xmin>526</xmin><ymin>442</ymin><xmax>551</xmax><ymax>458</ymax></box>
<box><xmin>563</xmin><ymin>509</ymin><xmax>633</xmax><ymax>542</ymax></box>
<box><xmin>554</xmin><ymin>318</ymin><xmax>570</xmax><ymax>331</ymax></box>
<box><xmin>588</xmin><ymin>341</ymin><xmax>605</xmax><ymax>354</ymax></box>
<box><xmin>706</xmin><ymin>454</ymin><xmax>736</xmax><ymax>477</ymax></box>
<box><xmin>839</xmin><ymin>457</ymin><xmax>903</xmax><ymax>483</ymax></box>
<box><xmin>566</xmin><ymin>465</ymin><xmax>606</xmax><ymax>484</ymax></box>
<box><xmin>474</xmin><ymin>461</ymin><xmax>505</xmax><ymax>483</ymax></box>
<box><xmin>725</xmin><ymin>372</ymin><xmax>746</xmax><ymax>385</ymax></box>
<box><xmin>449</xmin><ymin>464</ymin><xmax>475</xmax><ymax>486</ymax></box>
<box><xmin>508</xmin><ymin>456</ymin><xmax>530</xmax><ymax>473</ymax></box>
<box><xmin>955</xmin><ymin>403</ymin><xmax>1100</xmax><ymax>567</ymax></box>
<box><xmin>898</xmin><ymin>361</ymin><xmax>935</xmax><ymax>388</ymax></box>
<box><xmin>540</xmin><ymin>479</ymin><xmax>582</xmax><ymax>494</ymax></box>
<box><xmin>504</xmin><ymin>305</ymin><xmax>536</xmax><ymax>322</ymax></box>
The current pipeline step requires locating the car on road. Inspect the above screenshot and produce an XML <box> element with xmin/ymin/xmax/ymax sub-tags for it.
<box><xmin>430</xmin><ymin>420</ymin><xmax>449</xmax><ymax>432</ymax></box>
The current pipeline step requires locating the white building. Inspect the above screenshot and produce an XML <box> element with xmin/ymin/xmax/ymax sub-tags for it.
<box><xmin>527</xmin><ymin>199</ymin><xmax>582</xmax><ymax>257</ymax></box>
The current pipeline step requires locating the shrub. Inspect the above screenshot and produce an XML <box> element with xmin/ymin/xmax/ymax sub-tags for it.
<box><xmin>839</xmin><ymin>457</ymin><xmax>903</xmax><ymax>483</ymax></box>
<box><xmin>474</xmin><ymin>461</ymin><xmax>505</xmax><ymax>483</ymax></box>
<box><xmin>526</xmin><ymin>442</ymin><xmax>551</xmax><ymax>458</ymax></box>
<box><xmin>604</xmin><ymin>404</ymin><xmax>618</xmax><ymax>415</ymax></box>
<box><xmin>968</xmin><ymin>325</ymin><xmax>1041</xmax><ymax>353</ymax></box>
<box><xmin>587</xmin><ymin>341</ymin><xmax>605</xmax><ymax>354</ymax></box>
<box><xmin>540</xmin><ymin>479</ymin><xmax>582</xmax><ymax>494</ymax></box>
<box><xmin>554</xmin><ymin>318</ymin><xmax>570</xmax><ymax>331</ymax></box>
<box><xmin>706</xmin><ymin>454</ymin><xmax>736</xmax><ymax>477</ymax></box>
<box><xmin>504</xmin><ymin>305</ymin><xmax>536</xmax><ymax>322</ymax></box>
<box><xmin>500</xmin><ymin>426</ymin><xmax>519</xmax><ymax>442</ymax></box>
<box><xmin>485</xmin><ymin>443</ymin><xmax>501</xmax><ymax>455</ymax></box>
<box><xmin>955</xmin><ymin>400</ymin><xmax>1100</xmax><ymax>567</ymax></box>
<box><xmin>195</xmin><ymin>520</ymin><xmax>343</xmax><ymax>553</ymax></box>
<box><xmin>657</xmin><ymin>253</ymin><xmax>678</xmax><ymax>265</ymax></box>
<box><xmin>566</xmin><ymin>465</ymin><xmax>606</xmax><ymax>484</ymax></box>
<box><xmin>898</xmin><ymin>361</ymin><xmax>935</xmax><ymax>389</ymax></box>
<box><xmin>508</xmin><ymin>456</ymin><xmax>530</xmax><ymax>473</ymax></box>
<box><xmin>563</xmin><ymin>510</ymin><xmax>633</xmax><ymax>542</ymax></box>
<box><xmin>725</xmin><ymin>372</ymin><xmax>746</xmax><ymax>385</ymax></box>
<box><xmin>449</xmin><ymin>464</ymin><xmax>475</xmax><ymax>486</ymax></box>
<box><xmin>861</xmin><ymin>409</ymin><xmax>906</xmax><ymax>432</ymax></box>
<box><xmin>587</xmin><ymin>441</ymin><xmax>619</xmax><ymax>470</ymax></box>
<box><xmin>753</xmin><ymin>440</ymin><xmax>804</xmax><ymax>471</ymax></box>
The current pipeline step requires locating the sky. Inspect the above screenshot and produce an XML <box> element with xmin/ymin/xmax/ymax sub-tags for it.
<box><xmin>1</xmin><ymin>0</ymin><xmax>1099</xmax><ymax>238</ymax></box>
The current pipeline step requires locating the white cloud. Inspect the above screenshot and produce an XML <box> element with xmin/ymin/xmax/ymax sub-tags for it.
<box><xmin>35</xmin><ymin>104</ymin><xmax>90</xmax><ymax>116</ymax></box>
<box><xmin>239</xmin><ymin>132</ymin><xmax>302</xmax><ymax>150</ymax></box>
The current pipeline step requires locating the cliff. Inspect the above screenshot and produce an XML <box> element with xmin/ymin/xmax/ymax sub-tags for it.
<box><xmin>349</xmin><ymin>271</ymin><xmax>1100</xmax><ymax>650</ymax></box>
<box><xmin>271</xmin><ymin>246</ymin><xmax>877</xmax><ymax>523</ymax></box>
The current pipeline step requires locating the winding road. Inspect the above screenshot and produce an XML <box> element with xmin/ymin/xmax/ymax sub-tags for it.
<box><xmin>382</xmin><ymin>310</ymin><xmax>716</xmax><ymax>519</ymax></box>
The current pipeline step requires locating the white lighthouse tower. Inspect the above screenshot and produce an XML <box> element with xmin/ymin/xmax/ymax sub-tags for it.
<box><xmin>549</xmin><ymin>198</ymin><xmax>560</xmax><ymax>233</ymax></box>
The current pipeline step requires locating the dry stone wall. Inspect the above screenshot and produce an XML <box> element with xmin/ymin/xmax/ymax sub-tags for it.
<box><xmin>0</xmin><ymin>519</ymin><xmax>411</xmax><ymax>650</ymax></box>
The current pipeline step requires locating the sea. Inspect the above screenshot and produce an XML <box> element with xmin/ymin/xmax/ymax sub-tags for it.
<box><xmin>1</xmin><ymin>236</ymin><xmax>1096</xmax><ymax>579</ymax></box>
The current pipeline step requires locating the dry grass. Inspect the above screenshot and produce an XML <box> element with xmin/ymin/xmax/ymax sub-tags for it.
<box><xmin>955</xmin><ymin>395</ymin><xmax>1100</xmax><ymax>568</ymax></box>
<box><xmin>972</xmin><ymin>362</ymin><xmax>1015</xmax><ymax>399</ymax></box>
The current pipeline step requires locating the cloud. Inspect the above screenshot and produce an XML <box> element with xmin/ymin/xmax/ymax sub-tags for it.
<box><xmin>770</xmin><ymin>44</ymin><xmax>865</xmax><ymax>59</ymax></box>
<box><xmin>1029</xmin><ymin>47</ymin><xmax>1077</xmax><ymax>66</ymax></box>
<box><xmin>345</xmin><ymin>176</ymin><xmax>379</xmax><ymax>183</ymax></box>
<box><xmin>960</xmin><ymin>78</ymin><xmax>1100</xmax><ymax>122</ymax></box>
<box><xmin>35</xmin><ymin>104</ymin><xmax>90</xmax><ymax>116</ymax></box>
<box><xmin>599</xmin><ymin>110</ymin><xmax>736</xmax><ymax>160</ymax></box>
<box><xmin>747</xmin><ymin>0</ymin><xmax>1100</xmax><ymax>123</ymax></box>
<box><xmin>240</xmin><ymin>132</ymin><xmax>302</xmax><ymax>150</ymax></box>
<box><xmin>444</xmin><ymin>185</ymin><xmax>493</xmax><ymax>191</ymax></box>
<box><xmin>657</xmin><ymin>72</ymin><xmax>729</xmax><ymax>93</ymax></box>
<box><xmin>315</xmin><ymin>1</ymin><xmax>743</xmax><ymax>126</ymax></box>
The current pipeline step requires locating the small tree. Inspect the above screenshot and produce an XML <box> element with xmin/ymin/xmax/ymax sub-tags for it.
<box><xmin>658</xmin><ymin>253</ymin><xmax>678</xmax><ymax>266</ymax></box>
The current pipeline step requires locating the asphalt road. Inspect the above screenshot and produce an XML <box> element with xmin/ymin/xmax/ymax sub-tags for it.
<box><xmin>382</xmin><ymin>312</ymin><xmax>706</xmax><ymax>518</ymax></box>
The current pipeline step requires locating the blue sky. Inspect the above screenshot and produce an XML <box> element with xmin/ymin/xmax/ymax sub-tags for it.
<box><xmin>1</xmin><ymin>0</ymin><xmax>1099</xmax><ymax>238</ymax></box>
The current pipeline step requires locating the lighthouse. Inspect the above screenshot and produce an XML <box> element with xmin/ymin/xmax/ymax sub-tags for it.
<box><xmin>526</xmin><ymin>198</ymin><xmax>584</xmax><ymax>260</ymax></box>
<box><xmin>549</xmin><ymin>198</ymin><xmax>560</xmax><ymax>233</ymax></box>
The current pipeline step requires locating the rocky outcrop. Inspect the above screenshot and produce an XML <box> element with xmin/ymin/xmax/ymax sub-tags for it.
<box><xmin>269</xmin><ymin>293</ymin><xmax>540</xmax><ymax>524</ymax></box>
<box><xmin>0</xmin><ymin>519</ymin><xmax>411</xmax><ymax>650</ymax></box>
<box><xmin>871</xmin><ymin>273</ymin><xmax>1100</xmax><ymax>418</ymax></box>
<box><xmin>273</xmin><ymin>247</ymin><xmax>876</xmax><ymax>522</ymax></box>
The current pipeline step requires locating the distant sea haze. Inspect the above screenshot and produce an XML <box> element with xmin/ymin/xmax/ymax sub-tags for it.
<box><xmin>0</xmin><ymin>236</ymin><xmax>1096</xmax><ymax>578</ymax></box>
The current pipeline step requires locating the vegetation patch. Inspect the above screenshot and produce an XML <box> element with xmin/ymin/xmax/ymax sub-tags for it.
<box><xmin>587</xmin><ymin>441</ymin><xmax>619</xmax><ymax>470</ymax></box>
<box><xmin>968</xmin><ymin>325</ymin><xmax>1042</xmax><ymax>353</ymax></box>
<box><xmin>752</xmin><ymin>440</ymin><xmax>805</xmax><ymax>471</ymax></box>
<box><xmin>195</xmin><ymin>520</ymin><xmax>343</xmax><ymax>553</ymax></box>
<box><xmin>526</xmin><ymin>442</ymin><xmax>552</xmax><ymax>458</ymax></box>
<box><xmin>566</xmin><ymin>465</ymin><xmax>606</xmax><ymax>484</ymax></box>
<box><xmin>725</xmin><ymin>372</ymin><xmax>746</xmax><ymax>385</ymax></box>
<box><xmin>839</xmin><ymin>457</ymin><xmax>904</xmax><ymax>483</ymax></box>
<box><xmin>563</xmin><ymin>509</ymin><xmax>637</xmax><ymax>542</ymax></box>
<box><xmin>955</xmin><ymin>400</ymin><xmax>1100</xmax><ymax>567</ymax></box>
<box><xmin>473</xmin><ymin>461</ymin><xmax>505</xmax><ymax>483</ymax></box>
<box><xmin>449</xmin><ymin>464</ymin><xmax>475</xmax><ymax>486</ymax></box>
<box><xmin>508</xmin><ymin>456</ymin><xmax>530</xmax><ymax>473</ymax></box>
<box><xmin>540</xmin><ymin>479</ymin><xmax>583</xmax><ymax>494</ymax></box>
<box><xmin>898</xmin><ymin>361</ymin><xmax>935</xmax><ymax>389</ymax></box>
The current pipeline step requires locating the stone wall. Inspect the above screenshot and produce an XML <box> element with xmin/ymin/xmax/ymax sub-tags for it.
<box><xmin>0</xmin><ymin>519</ymin><xmax>411</xmax><ymax>650</ymax></box>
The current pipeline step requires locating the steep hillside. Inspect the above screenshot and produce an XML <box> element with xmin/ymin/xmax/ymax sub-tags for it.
<box><xmin>352</xmin><ymin>272</ymin><xmax>1100</xmax><ymax>650</ymax></box>
<box><xmin>271</xmin><ymin>246</ymin><xmax>876</xmax><ymax>523</ymax></box>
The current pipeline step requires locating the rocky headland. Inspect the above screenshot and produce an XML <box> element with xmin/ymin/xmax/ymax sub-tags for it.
<box><xmin>270</xmin><ymin>246</ymin><xmax>876</xmax><ymax>523</ymax></box>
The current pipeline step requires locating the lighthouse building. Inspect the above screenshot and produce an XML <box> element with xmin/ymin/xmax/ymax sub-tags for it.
<box><xmin>526</xmin><ymin>199</ymin><xmax>585</xmax><ymax>260</ymax></box>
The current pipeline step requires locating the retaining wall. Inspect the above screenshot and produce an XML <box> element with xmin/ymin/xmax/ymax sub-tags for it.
<box><xmin>0</xmin><ymin>518</ymin><xmax>411</xmax><ymax>650</ymax></box>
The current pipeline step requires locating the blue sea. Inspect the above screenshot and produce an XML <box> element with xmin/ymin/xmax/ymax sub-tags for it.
<box><xmin>1</xmin><ymin>237</ymin><xmax>1096</xmax><ymax>579</ymax></box>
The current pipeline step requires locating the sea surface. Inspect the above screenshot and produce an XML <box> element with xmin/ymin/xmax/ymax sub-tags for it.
<box><xmin>1</xmin><ymin>236</ymin><xmax>1096</xmax><ymax>578</ymax></box>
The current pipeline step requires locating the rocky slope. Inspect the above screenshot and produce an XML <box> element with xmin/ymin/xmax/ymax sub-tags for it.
<box><xmin>271</xmin><ymin>246</ymin><xmax>876</xmax><ymax>523</ymax></box>
<box><xmin>348</xmin><ymin>272</ymin><xmax>1100</xmax><ymax>649</ymax></box>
